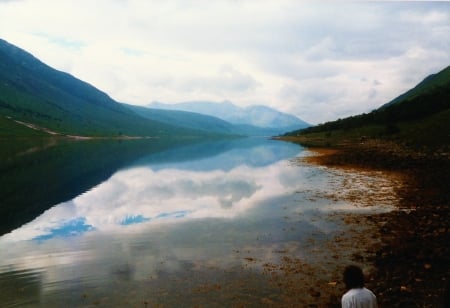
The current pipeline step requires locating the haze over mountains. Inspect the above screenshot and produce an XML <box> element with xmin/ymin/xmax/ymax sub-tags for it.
<box><xmin>0</xmin><ymin>38</ymin><xmax>308</xmax><ymax>138</ymax></box>
<box><xmin>0</xmin><ymin>38</ymin><xmax>448</xmax><ymax>141</ymax></box>
<box><xmin>126</xmin><ymin>101</ymin><xmax>309</xmax><ymax>137</ymax></box>
<box><xmin>149</xmin><ymin>101</ymin><xmax>310</xmax><ymax>135</ymax></box>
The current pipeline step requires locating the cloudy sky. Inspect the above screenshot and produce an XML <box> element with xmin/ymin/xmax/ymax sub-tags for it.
<box><xmin>0</xmin><ymin>0</ymin><xmax>449</xmax><ymax>124</ymax></box>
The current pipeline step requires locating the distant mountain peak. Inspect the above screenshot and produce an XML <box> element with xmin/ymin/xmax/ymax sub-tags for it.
<box><xmin>148</xmin><ymin>101</ymin><xmax>310</xmax><ymax>130</ymax></box>
<box><xmin>1</xmin><ymin>38</ymin><xmax>308</xmax><ymax>138</ymax></box>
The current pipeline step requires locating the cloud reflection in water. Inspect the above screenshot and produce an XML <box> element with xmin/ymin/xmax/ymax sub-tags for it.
<box><xmin>2</xmin><ymin>139</ymin><xmax>303</xmax><ymax>242</ymax></box>
<box><xmin>0</xmin><ymin>138</ymin><xmax>401</xmax><ymax>306</ymax></box>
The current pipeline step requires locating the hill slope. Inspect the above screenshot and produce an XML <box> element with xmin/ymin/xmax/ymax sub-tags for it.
<box><xmin>0</xmin><ymin>39</ymin><xmax>217</xmax><ymax>138</ymax></box>
<box><xmin>282</xmin><ymin>67</ymin><xmax>450</xmax><ymax>307</ymax></box>
<box><xmin>382</xmin><ymin>66</ymin><xmax>450</xmax><ymax>108</ymax></box>
<box><xmin>122</xmin><ymin>103</ymin><xmax>238</xmax><ymax>135</ymax></box>
<box><xmin>286</xmin><ymin>66</ymin><xmax>450</xmax><ymax>148</ymax></box>
<box><xmin>126</xmin><ymin>103</ymin><xmax>305</xmax><ymax>137</ymax></box>
<box><xmin>149</xmin><ymin>100</ymin><xmax>310</xmax><ymax>135</ymax></box>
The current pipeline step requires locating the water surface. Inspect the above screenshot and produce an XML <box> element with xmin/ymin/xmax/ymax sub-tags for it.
<box><xmin>0</xmin><ymin>138</ymin><xmax>399</xmax><ymax>307</ymax></box>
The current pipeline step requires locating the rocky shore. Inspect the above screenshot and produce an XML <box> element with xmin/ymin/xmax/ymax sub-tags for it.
<box><xmin>293</xmin><ymin>138</ymin><xmax>450</xmax><ymax>307</ymax></box>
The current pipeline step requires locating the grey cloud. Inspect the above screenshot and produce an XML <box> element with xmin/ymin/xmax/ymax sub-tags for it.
<box><xmin>177</xmin><ymin>66</ymin><xmax>260</xmax><ymax>95</ymax></box>
<box><xmin>259</xmin><ymin>54</ymin><xmax>341</xmax><ymax>81</ymax></box>
<box><xmin>253</xmin><ymin>2</ymin><xmax>449</xmax><ymax>81</ymax></box>
<box><xmin>173</xmin><ymin>178</ymin><xmax>261</xmax><ymax>209</ymax></box>
<box><xmin>278</xmin><ymin>83</ymin><xmax>346</xmax><ymax>106</ymax></box>
<box><xmin>140</xmin><ymin>184</ymin><xmax>175</xmax><ymax>200</ymax></box>
<box><xmin>368</xmin><ymin>88</ymin><xmax>378</xmax><ymax>100</ymax></box>
<box><xmin>2</xmin><ymin>0</ymin><xmax>448</xmax><ymax>124</ymax></box>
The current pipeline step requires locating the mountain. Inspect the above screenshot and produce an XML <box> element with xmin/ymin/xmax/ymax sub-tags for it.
<box><xmin>126</xmin><ymin>103</ymin><xmax>303</xmax><ymax>136</ymax></box>
<box><xmin>149</xmin><ymin>101</ymin><xmax>310</xmax><ymax>135</ymax></box>
<box><xmin>381</xmin><ymin>66</ymin><xmax>450</xmax><ymax>109</ymax></box>
<box><xmin>0</xmin><ymin>39</ymin><xmax>224</xmax><ymax>138</ymax></box>
<box><xmin>285</xmin><ymin>65</ymin><xmax>450</xmax><ymax>147</ymax></box>
<box><xmin>122</xmin><ymin>103</ymin><xmax>237</xmax><ymax>135</ymax></box>
<box><xmin>0</xmin><ymin>38</ymin><xmax>307</xmax><ymax>138</ymax></box>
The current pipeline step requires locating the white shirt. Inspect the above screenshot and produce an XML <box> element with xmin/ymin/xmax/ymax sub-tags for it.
<box><xmin>341</xmin><ymin>287</ymin><xmax>378</xmax><ymax>308</ymax></box>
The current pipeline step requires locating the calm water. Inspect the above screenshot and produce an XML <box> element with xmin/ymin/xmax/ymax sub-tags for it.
<box><xmin>0</xmin><ymin>138</ymin><xmax>398</xmax><ymax>307</ymax></box>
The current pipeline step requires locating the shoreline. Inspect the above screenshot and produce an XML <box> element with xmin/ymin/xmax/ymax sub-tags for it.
<box><xmin>1</xmin><ymin>136</ymin><xmax>448</xmax><ymax>306</ymax></box>
<box><xmin>284</xmin><ymin>137</ymin><xmax>450</xmax><ymax>307</ymax></box>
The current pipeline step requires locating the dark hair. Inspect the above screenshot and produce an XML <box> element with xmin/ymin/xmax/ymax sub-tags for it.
<box><xmin>343</xmin><ymin>265</ymin><xmax>365</xmax><ymax>289</ymax></box>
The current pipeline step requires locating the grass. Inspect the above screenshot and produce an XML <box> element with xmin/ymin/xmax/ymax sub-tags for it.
<box><xmin>0</xmin><ymin>116</ymin><xmax>49</xmax><ymax>138</ymax></box>
<box><xmin>282</xmin><ymin>108</ymin><xmax>450</xmax><ymax>155</ymax></box>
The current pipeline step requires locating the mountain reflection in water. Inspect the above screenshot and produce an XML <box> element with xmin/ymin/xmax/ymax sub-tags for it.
<box><xmin>0</xmin><ymin>137</ymin><xmax>397</xmax><ymax>307</ymax></box>
<box><xmin>1</xmin><ymin>138</ymin><xmax>302</xmax><ymax>241</ymax></box>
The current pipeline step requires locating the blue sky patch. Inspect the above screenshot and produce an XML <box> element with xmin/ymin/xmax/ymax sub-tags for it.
<box><xmin>33</xmin><ymin>217</ymin><xmax>94</xmax><ymax>242</ymax></box>
<box><xmin>121</xmin><ymin>215</ymin><xmax>151</xmax><ymax>226</ymax></box>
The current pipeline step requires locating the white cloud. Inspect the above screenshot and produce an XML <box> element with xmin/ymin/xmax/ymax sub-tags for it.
<box><xmin>0</xmin><ymin>0</ymin><xmax>448</xmax><ymax>123</ymax></box>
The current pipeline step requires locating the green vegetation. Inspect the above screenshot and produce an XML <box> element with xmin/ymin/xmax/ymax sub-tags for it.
<box><xmin>382</xmin><ymin>65</ymin><xmax>450</xmax><ymax>108</ymax></box>
<box><xmin>0</xmin><ymin>116</ymin><xmax>48</xmax><ymax>137</ymax></box>
<box><xmin>123</xmin><ymin>103</ymin><xmax>237</xmax><ymax>135</ymax></box>
<box><xmin>285</xmin><ymin>66</ymin><xmax>450</xmax><ymax>151</ymax></box>
<box><xmin>0</xmin><ymin>38</ymin><xmax>306</xmax><ymax>138</ymax></box>
<box><xmin>282</xmin><ymin>67</ymin><xmax>450</xmax><ymax>308</ymax></box>
<box><xmin>0</xmin><ymin>39</ymin><xmax>230</xmax><ymax>138</ymax></box>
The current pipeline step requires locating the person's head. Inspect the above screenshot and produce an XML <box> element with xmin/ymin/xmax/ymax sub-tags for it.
<box><xmin>343</xmin><ymin>265</ymin><xmax>365</xmax><ymax>290</ymax></box>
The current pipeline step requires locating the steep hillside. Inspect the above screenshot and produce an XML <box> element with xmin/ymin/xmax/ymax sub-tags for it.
<box><xmin>0</xmin><ymin>116</ymin><xmax>48</xmax><ymax>137</ymax></box>
<box><xmin>286</xmin><ymin>66</ymin><xmax>450</xmax><ymax>148</ymax></box>
<box><xmin>382</xmin><ymin>66</ymin><xmax>450</xmax><ymax>108</ymax></box>
<box><xmin>281</xmin><ymin>67</ymin><xmax>450</xmax><ymax>308</ymax></box>
<box><xmin>0</xmin><ymin>39</ymin><xmax>209</xmax><ymax>137</ymax></box>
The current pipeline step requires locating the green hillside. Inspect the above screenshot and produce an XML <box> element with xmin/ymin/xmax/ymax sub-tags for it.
<box><xmin>124</xmin><ymin>103</ymin><xmax>301</xmax><ymax>136</ymax></box>
<box><xmin>0</xmin><ymin>39</ymin><xmax>217</xmax><ymax>138</ymax></box>
<box><xmin>286</xmin><ymin>66</ymin><xmax>450</xmax><ymax>148</ymax></box>
<box><xmin>123</xmin><ymin>103</ymin><xmax>238</xmax><ymax>135</ymax></box>
<box><xmin>382</xmin><ymin>66</ymin><xmax>450</xmax><ymax>108</ymax></box>
<box><xmin>0</xmin><ymin>116</ymin><xmax>48</xmax><ymax>137</ymax></box>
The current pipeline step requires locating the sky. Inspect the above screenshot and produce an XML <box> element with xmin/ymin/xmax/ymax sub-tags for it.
<box><xmin>0</xmin><ymin>1</ymin><xmax>449</xmax><ymax>124</ymax></box>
